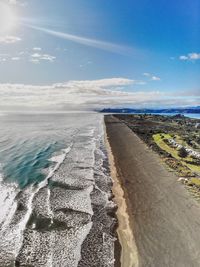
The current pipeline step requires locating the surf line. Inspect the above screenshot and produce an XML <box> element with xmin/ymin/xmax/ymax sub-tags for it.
<box><xmin>15</xmin><ymin>144</ymin><xmax>73</xmax><ymax>258</ymax></box>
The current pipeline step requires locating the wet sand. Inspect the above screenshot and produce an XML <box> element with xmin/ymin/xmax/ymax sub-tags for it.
<box><xmin>105</xmin><ymin>115</ymin><xmax>200</xmax><ymax>267</ymax></box>
<box><xmin>105</xmin><ymin>127</ymin><xmax>138</xmax><ymax>267</ymax></box>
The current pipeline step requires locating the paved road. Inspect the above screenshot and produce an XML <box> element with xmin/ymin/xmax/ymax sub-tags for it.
<box><xmin>105</xmin><ymin>115</ymin><xmax>200</xmax><ymax>267</ymax></box>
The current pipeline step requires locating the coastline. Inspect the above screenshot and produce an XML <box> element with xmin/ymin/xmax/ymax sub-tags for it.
<box><xmin>104</xmin><ymin>120</ymin><xmax>139</xmax><ymax>267</ymax></box>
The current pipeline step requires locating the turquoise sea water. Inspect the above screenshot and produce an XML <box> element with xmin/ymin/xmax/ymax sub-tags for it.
<box><xmin>0</xmin><ymin>114</ymin><xmax>73</xmax><ymax>188</ymax></box>
<box><xmin>147</xmin><ymin>113</ymin><xmax>200</xmax><ymax>119</ymax></box>
<box><xmin>121</xmin><ymin>112</ymin><xmax>200</xmax><ymax>119</ymax></box>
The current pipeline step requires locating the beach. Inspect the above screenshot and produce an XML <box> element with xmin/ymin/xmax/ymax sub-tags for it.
<box><xmin>105</xmin><ymin>115</ymin><xmax>200</xmax><ymax>267</ymax></box>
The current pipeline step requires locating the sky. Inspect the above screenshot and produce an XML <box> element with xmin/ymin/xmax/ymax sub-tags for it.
<box><xmin>0</xmin><ymin>0</ymin><xmax>199</xmax><ymax>110</ymax></box>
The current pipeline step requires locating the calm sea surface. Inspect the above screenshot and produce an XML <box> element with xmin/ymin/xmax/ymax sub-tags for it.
<box><xmin>148</xmin><ymin>113</ymin><xmax>200</xmax><ymax>119</ymax></box>
<box><xmin>131</xmin><ymin>112</ymin><xmax>200</xmax><ymax>119</ymax></box>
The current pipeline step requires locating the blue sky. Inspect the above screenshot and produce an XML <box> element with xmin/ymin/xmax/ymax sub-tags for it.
<box><xmin>0</xmin><ymin>0</ymin><xmax>199</xmax><ymax>110</ymax></box>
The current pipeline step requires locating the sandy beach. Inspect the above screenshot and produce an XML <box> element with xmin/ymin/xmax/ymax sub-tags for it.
<box><xmin>105</xmin><ymin>115</ymin><xmax>200</xmax><ymax>267</ymax></box>
<box><xmin>105</xmin><ymin>125</ymin><xmax>138</xmax><ymax>267</ymax></box>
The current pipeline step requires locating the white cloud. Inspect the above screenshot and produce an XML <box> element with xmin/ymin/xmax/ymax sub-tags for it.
<box><xmin>8</xmin><ymin>0</ymin><xmax>17</xmax><ymax>4</ymax></box>
<box><xmin>0</xmin><ymin>78</ymin><xmax>198</xmax><ymax>111</ymax></box>
<box><xmin>79</xmin><ymin>61</ymin><xmax>92</xmax><ymax>68</ymax></box>
<box><xmin>31</xmin><ymin>53</ymin><xmax>42</xmax><ymax>58</ymax></box>
<box><xmin>143</xmin><ymin>73</ymin><xmax>151</xmax><ymax>77</ymax></box>
<box><xmin>0</xmin><ymin>78</ymin><xmax>159</xmax><ymax>110</ymax></box>
<box><xmin>0</xmin><ymin>53</ymin><xmax>9</xmax><ymax>62</ymax></box>
<box><xmin>66</xmin><ymin>78</ymin><xmax>138</xmax><ymax>88</ymax></box>
<box><xmin>0</xmin><ymin>58</ymin><xmax>7</xmax><ymax>62</ymax></box>
<box><xmin>172</xmin><ymin>89</ymin><xmax>200</xmax><ymax>97</ymax></box>
<box><xmin>41</xmin><ymin>54</ymin><xmax>56</xmax><ymax>62</ymax></box>
<box><xmin>189</xmin><ymin>53</ymin><xmax>200</xmax><ymax>60</ymax></box>
<box><xmin>11</xmin><ymin>57</ymin><xmax>20</xmax><ymax>61</ymax></box>
<box><xmin>7</xmin><ymin>0</ymin><xmax>27</xmax><ymax>6</ymax></box>
<box><xmin>151</xmin><ymin>76</ymin><xmax>161</xmax><ymax>81</ymax></box>
<box><xmin>179</xmin><ymin>53</ymin><xmax>200</xmax><ymax>61</ymax></box>
<box><xmin>30</xmin><ymin>53</ymin><xmax>56</xmax><ymax>63</ymax></box>
<box><xmin>0</xmin><ymin>36</ymin><xmax>21</xmax><ymax>44</ymax></box>
<box><xmin>179</xmin><ymin>55</ymin><xmax>188</xmax><ymax>61</ymax></box>
<box><xmin>0</xmin><ymin>49</ymin><xmax>55</xmax><ymax>64</ymax></box>
<box><xmin>33</xmin><ymin>47</ymin><xmax>42</xmax><ymax>51</ymax></box>
<box><xmin>30</xmin><ymin>58</ymin><xmax>40</xmax><ymax>64</ymax></box>
<box><xmin>143</xmin><ymin>73</ymin><xmax>161</xmax><ymax>81</ymax></box>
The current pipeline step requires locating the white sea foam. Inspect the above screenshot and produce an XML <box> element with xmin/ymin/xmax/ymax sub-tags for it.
<box><xmin>0</xmin><ymin>170</ymin><xmax>19</xmax><ymax>230</ymax></box>
<box><xmin>17</xmin><ymin>222</ymin><xmax>92</xmax><ymax>266</ymax></box>
<box><xmin>50</xmin><ymin>185</ymin><xmax>94</xmax><ymax>216</ymax></box>
<box><xmin>0</xmin><ymin>186</ymin><xmax>35</xmax><ymax>265</ymax></box>
<box><xmin>0</xmin><ymin>145</ymin><xmax>73</xmax><ymax>265</ymax></box>
<box><xmin>39</xmin><ymin>145</ymin><xmax>72</xmax><ymax>189</ymax></box>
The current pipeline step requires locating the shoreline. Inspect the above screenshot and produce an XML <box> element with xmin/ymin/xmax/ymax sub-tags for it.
<box><xmin>104</xmin><ymin>120</ymin><xmax>139</xmax><ymax>267</ymax></box>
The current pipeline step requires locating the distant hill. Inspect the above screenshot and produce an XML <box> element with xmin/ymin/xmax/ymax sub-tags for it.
<box><xmin>100</xmin><ymin>107</ymin><xmax>200</xmax><ymax>114</ymax></box>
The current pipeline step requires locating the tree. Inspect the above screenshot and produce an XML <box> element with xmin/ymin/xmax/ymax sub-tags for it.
<box><xmin>178</xmin><ymin>147</ymin><xmax>188</xmax><ymax>158</ymax></box>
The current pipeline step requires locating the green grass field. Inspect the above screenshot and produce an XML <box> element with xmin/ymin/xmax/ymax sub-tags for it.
<box><xmin>153</xmin><ymin>133</ymin><xmax>200</xmax><ymax>175</ymax></box>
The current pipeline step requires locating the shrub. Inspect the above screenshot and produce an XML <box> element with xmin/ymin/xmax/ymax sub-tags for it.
<box><xmin>178</xmin><ymin>147</ymin><xmax>188</xmax><ymax>158</ymax></box>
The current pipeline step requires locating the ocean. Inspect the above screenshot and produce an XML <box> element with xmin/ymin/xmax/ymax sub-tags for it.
<box><xmin>116</xmin><ymin>112</ymin><xmax>200</xmax><ymax>119</ymax></box>
<box><xmin>0</xmin><ymin>113</ymin><xmax>116</xmax><ymax>266</ymax></box>
<box><xmin>145</xmin><ymin>113</ymin><xmax>200</xmax><ymax>119</ymax></box>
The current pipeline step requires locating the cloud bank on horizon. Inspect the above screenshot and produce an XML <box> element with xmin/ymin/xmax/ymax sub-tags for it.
<box><xmin>0</xmin><ymin>78</ymin><xmax>199</xmax><ymax>112</ymax></box>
